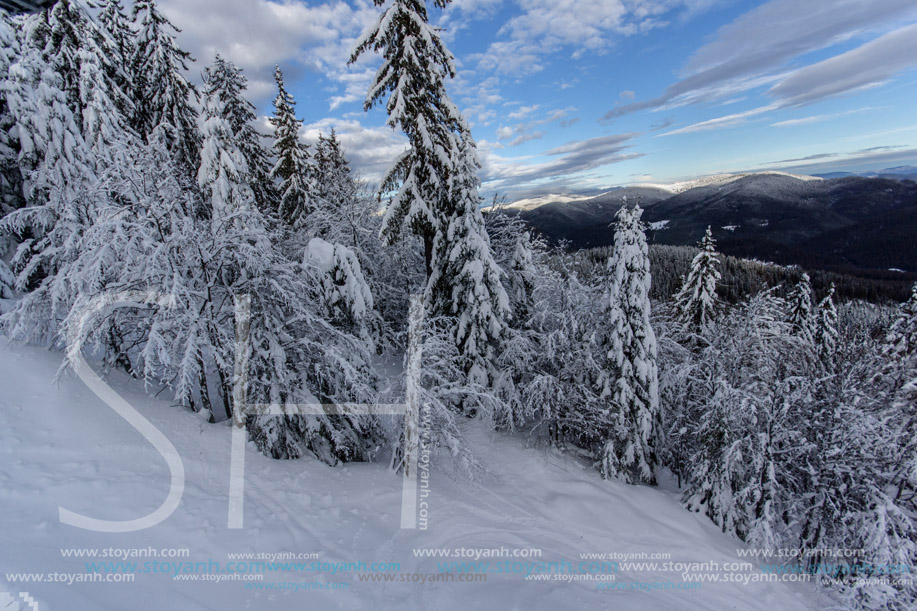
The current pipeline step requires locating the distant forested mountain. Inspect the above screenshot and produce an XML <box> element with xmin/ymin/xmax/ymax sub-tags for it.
<box><xmin>502</xmin><ymin>173</ymin><xmax>917</xmax><ymax>278</ymax></box>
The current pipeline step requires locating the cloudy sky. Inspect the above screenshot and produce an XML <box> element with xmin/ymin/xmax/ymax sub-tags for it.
<box><xmin>158</xmin><ymin>0</ymin><xmax>917</xmax><ymax>200</ymax></box>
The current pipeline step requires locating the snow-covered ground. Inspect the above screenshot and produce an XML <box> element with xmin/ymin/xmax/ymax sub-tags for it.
<box><xmin>0</xmin><ymin>339</ymin><xmax>830</xmax><ymax>610</ymax></box>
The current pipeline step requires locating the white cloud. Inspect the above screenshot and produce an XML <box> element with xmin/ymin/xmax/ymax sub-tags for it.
<box><xmin>499</xmin><ymin>0</ymin><xmax>630</xmax><ymax>53</ymax></box>
<box><xmin>496</xmin><ymin>126</ymin><xmax>514</xmax><ymax>140</ymax></box>
<box><xmin>658</xmin><ymin>104</ymin><xmax>778</xmax><ymax>136</ymax></box>
<box><xmin>507</xmin><ymin>131</ymin><xmax>544</xmax><ymax>146</ymax></box>
<box><xmin>494</xmin><ymin>107</ymin><xmax>577</xmax><ymax>146</ymax></box>
<box><xmin>771</xmin><ymin>107</ymin><xmax>879</xmax><ymax>128</ymax></box>
<box><xmin>508</xmin><ymin>104</ymin><xmax>540</xmax><ymax>120</ymax></box>
<box><xmin>769</xmin><ymin>22</ymin><xmax>917</xmax><ymax>105</ymax></box>
<box><xmin>606</xmin><ymin>0</ymin><xmax>917</xmax><ymax>118</ymax></box>
<box><xmin>473</xmin><ymin>0</ymin><xmax>715</xmax><ymax>76</ymax></box>
<box><xmin>480</xmin><ymin>132</ymin><xmax>643</xmax><ymax>196</ymax></box>
<box><xmin>158</xmin><ymin>0</ymin><xmax>379</xmax><ymax>107</ymax></box>
<box><xmin>758</xmin><ymin>147</ymin><xmax>917</xmax><ymax>174</ymax></box>
<box><xmin>651</xmin><ymin>18</ymin><xmax>917</xmax><ymax>137</ymax></box>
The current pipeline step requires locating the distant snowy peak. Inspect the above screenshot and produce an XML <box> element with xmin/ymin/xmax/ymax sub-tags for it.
<box><xmin>503</xmin><ymin>172</ymin><xmax>822</xmax><ymax>210</ymax></box>
<box><xmin>633</xmin><ymin>171</ymin><xmax>822</xmax><ymax>195</ymax></box>
<box><xmin>499</xmin><ymin>193</ymin><xmax>599</xmax><ymax>211</ymax></box>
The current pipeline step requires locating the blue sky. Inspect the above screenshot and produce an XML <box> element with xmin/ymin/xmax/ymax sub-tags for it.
<box><xmin>159</xmin><ymin>0</ymin><xmax>917</xmax><ymax>200</ymax></box>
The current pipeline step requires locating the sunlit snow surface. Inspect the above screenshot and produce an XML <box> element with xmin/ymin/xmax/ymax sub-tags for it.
<box><xmin>0</xmin><ymin>339</ymin><xmax>830</xmax><ymax>610</ymax></box>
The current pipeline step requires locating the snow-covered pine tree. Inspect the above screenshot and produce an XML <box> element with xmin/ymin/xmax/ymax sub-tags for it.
<box><xmin>680</xmin><ymin>289</ymin><xmax>811</xmax><ymax>543</ymax></box>
<box><xmin>520</xmin><ymin>256</ymin><xmax>604</xmax><ymax>446</ymax></box>
<box><xmin>95</xmin><ymin>0</ymin><xmax>137</xmax><ymax>121</ymax></box>
<box><xmin>884</xmin><ymin>283</ymin><xmax>917</xmax><ymax>371</ymax></box>
<box><xmin>311</xmin><ymin>128</ymin><xmax>366</xmax><ymax>246</ymax></box>
<box><xmin>131</xmin><ymin>0</ymin><xmax>199</xmax><ymax>176</ymax></box>
<box><xmin>427</xmin><ymin>128</ymin><xmax>508</xmax><ymax>385</ymax></box>
<box><xmin>674</xmin><ymin>226</ymin><xmax>721</xmax><ymax>334</ymax></box>
<box><xmin>352</xmin><ymin>0</ymin><xmax>508</xmax><ymax>386</ymax></box>
<box><xmin>0</xmin><ymin>24</ymin><xmax>98</xmax><ymax>318</ymax></box>
<box><xmin>350</xmin><ymin>0</ymin><xmax>461</xmax><ymax>278</ymax></box>
<box><xmin>597</xmin><ymin>202</ymin><xmax>661</xmax><ymax>485</ymax></box>
<box><xmin>0</xmin><ymin>11</ymin><xmax>24</xmax><ymax>219</ymax></box>
<box><xmin>198</xmin><ymin>70</ymin><xmax>267</xmax><ymax>245</ymax></box>
<box><xmin>313</xmin><ymin>129</ymin><xmax>353</xmax><ymax>213</ymax></box>
<box><xmin>787</xmin><ymin>271</ymin><xmax>815</xmax><ymax>344</ymax></box>
<box><xmin>509</xmin><ymin>230</ymin><xmax>536</xmax><ymax>326</ymax></box>
<box><xmin>200</xmin><ymin>74</ymin><xmax>384</xmax><ymax>458</ymax></box>
<box><xmin>303</xmin><ymin>236</ymin><xmax>375</xmax><ymax>338</ymax></box>
<box><xmin>269</xmin><ymin>66</ymin><xmax>312</xmax><ymax>227</ymax></box>
<box><xmin>799</xmin><ymin>318</ymin><xmax>916</xmax><ymax>609</ymax></box>
<box><xmin>33</xmin><ymin>0</ymin><xmax>130</xmax><ymax>138</ymax></box>
<box><xmin>815</xmin><ymin>283</ymin><xmax>839</xmax><ymax>364</ymax></box>
<box><xmin>202</xmin><ymin>55</ymin><xmax>275</xmax><ymax>215</ymax></box>
<box><xmin>881</xmin><ymin>283</ymin><xmax>917</xmax><ymax>514</ymax></box>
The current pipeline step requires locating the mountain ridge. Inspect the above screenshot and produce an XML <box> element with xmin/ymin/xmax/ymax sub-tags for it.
<box><xmin>498</xmin><ymin>170</ymin><xmax>917</xmax><ymax>274</ymax></box>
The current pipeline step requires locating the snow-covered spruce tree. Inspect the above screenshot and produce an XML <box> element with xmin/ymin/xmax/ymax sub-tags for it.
<box><xmin>310</xmin><ymin>128</ymin><xmax>366</xmax><ymax>246</ymax></box>
<box><xmin>884</xmin><ymin>283</ymin><xmax>917</xmax><ymax>383</ymax></box>
<box><xmin>0</xmin><ymin>257</ymin><xmax>13</xmax><ymax>299</ymax></box>
<box><xmin>479</xmin><ymin>209</ymin><xmax>544</xmax><ymax>428</ymax></box>
<box><xmin>202</xmin><ymin>55</ymin><xmax>275</xmax><ymax>215</ymax></box>
<box><xmin>312</xmin><ymin>129</ymin><xmax>353</xmax><ymax>214</ymax></box>
<box><xmin>31</xmin><ymin>0</ymin><xmax>91</xmax><ymax>116</ymax></box>
<box><xmin>815</xmin><ymin>283</ymin><xmax>839</xmax><ymax>365</ymax></box>
<box><xmin>881</xmin><ymin>283</ymin><xmax>917</xmax><ymax>516</ymax></box>
<box><xmin>96</xmin><ymin>0</ymin><xmax>134</xmax><ymax>70</ymax></box>
<box><xmin>197</xmin><ymin>77</ymin><xmax>266</xmax><ymax>239</ymax></box>
<box><xmin>2</xmin><ymin>10</ymin><xmax>137</xmax><ymax>365</ymax></box>
<box><xmin>674</xmin><ymin>226</ymin><xmax>721</xmax><ymax>334</ymax></box>
<box><xmin>199</xmin><ymin>78</ymin><xmax>383</xmax><ymax>460</ymax></box>
<box><xmin>516</xmin><ymin>247</ymin><xmax>605</xmax><ymax>446</ymax></box>
<box><xmin>303</xmin><ymin>237</ymin><xmax>375</xmax><ymax>341</ymax></box>
<box><xmin>509</xmin><ymin>230</ymin><xmax>536</xmax><ymax>327</ymax></box>
<box><xmin>350</xmin><ymin>0</ymin><xmax>460</xmax><ymax>278</ymax></box>
<box><xmin>787</xmin><ymin>271</ymin><xmax>815</xmax><ymax>344</ymax></box>
<box><xmin>93</xmin><ymin>0</ymin><xmax>135</xmax><ymax>121</ymax></box>
<box><xmin>0</xmin><ymin>11</ymin><xmax>24</xmax><ymax>220</ymax></box>
<box><xmin>26</xmin><ymin>0</ymin><xmax>133</xmax><ymax>161</ymax></box>
<box><xmin>300</xmin><ymin>127</ymin><xmax>397</xmax><ymax>347</ymax></box>
<box><xmin>270</xmin><ymin>66</ymin><xmax>312</xmax><ymax>227</ymax></box>
<box><xmin>680</xmin><ymin>290</ymin><xmax>812</xmax><ymax>543</ymax></box>
<box><xmin>0</xmin><ymin>26</ymin><xmax>98</xmax><ymax>325</ymax></box>
<box><xmin>426</xmin><ymin>128</ymin><xmax>509</xmax><ymax>385</ymax></box>
<box><xmin>353</xmin><ymin>4</ymin><xmax>508</xmax><ymax>387</ymax></box>
<box><xmin>131</xmin><ymin>0</ymin><xmax>199</xmax><ymax>176</ymax></box>
<box><xmin>596</xmin><ymin>203</ymin><xmax>661</xmax><ymax>485</ymax></box>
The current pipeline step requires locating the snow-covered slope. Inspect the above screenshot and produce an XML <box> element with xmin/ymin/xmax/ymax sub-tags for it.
<box><xmin>504</xmin><ymin>172</ymin><xmax>823</xmax><ymax>212</ymax></box>
<box><xmin>500</xmin><ymin>193</ymin><xmax>599</xmax><ymax>211</ymax></box>
<box><xmin>633</xmin><ymin>171</ymin><xmax>822</xmax><ymax>195</ymax></box>
<box><xmin>0</xmin><ymin>340</ymin><xmax>827</xmax><ymax>610</ymax></box>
